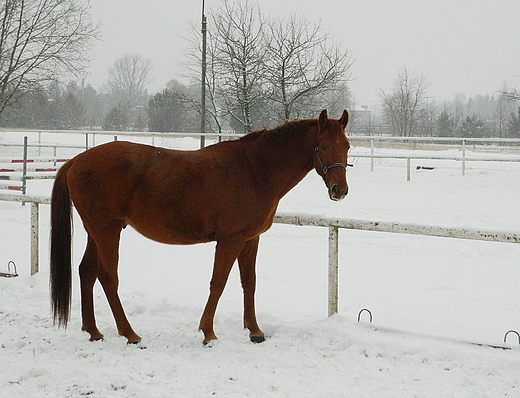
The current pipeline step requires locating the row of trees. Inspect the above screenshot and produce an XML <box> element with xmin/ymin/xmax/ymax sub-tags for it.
<box><xmin>374</xmin><ymin>68</ymin><xmax>520</xmax><ymax>138</ymax></box>
<box><xmin>0</xmin><ymin>0</ymin><xmax>353</xmax><ymax>134</ymax></box>
<box><xmin>0</xmin><ymin>0</ymin><xmax>98</xmax><ymax>119</ymax></box>
<box><xmin>3</xmin><ymin>64</ymin><xmax>519</xmax><ymax>139</ymax></box>
<box><xmin>0</xmin><ymin>53</ymin><xmax>152</xmax><ymax>131</ymax></box>
<box><xmin>1</xmin><ymin>0</ymin><xmax>519</xmax><ymax>138</ymax></box>
<box><xmin>185</xmin><ymin>0</ymin><xmax>353</xmax><ymax>134</ymax></box>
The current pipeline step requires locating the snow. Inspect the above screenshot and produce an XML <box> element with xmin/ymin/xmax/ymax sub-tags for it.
<box><xmin>1</xmin><ymin>134</ymin><xmax>520</xmax><ymax>397</ymax></box>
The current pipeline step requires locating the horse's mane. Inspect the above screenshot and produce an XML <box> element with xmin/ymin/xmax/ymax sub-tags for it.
<box><xmin>238</xmin><ymin>119</ymin><xmax>317</xmax><ymax>147</ymax></box>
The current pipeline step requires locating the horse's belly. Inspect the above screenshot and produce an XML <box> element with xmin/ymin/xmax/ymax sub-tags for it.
<box><xmin>127</xmin><ymin>218</ymin><xmax>214</xmax><ymax>245</ymax></box>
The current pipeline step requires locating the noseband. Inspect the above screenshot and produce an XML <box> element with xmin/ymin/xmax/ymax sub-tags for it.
<box><xmin>314</xmin><ymin>146</ymin><xmax>347</xmax><ymax>176</ymax></box>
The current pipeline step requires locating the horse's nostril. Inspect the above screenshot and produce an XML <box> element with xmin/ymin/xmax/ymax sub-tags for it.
<box><xmin>331</xmin><ymin>184</ymin><xmax>338</xmax><ymax>194</ymax></box>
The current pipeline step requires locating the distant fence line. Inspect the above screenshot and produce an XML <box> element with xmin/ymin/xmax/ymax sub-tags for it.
<box><xmin>2</xmin><ymin>132</ymin><xmax>520</xmax><ymax>194</ymax></box>
<box><xmin>2</xmin><ymin>128</ymin><xmax>520</xmax><ymax>148</ymax></box>
<box><xmin>1</xmin><ymin>193</ymin><xmax>518</xmax><ymax>317</ymax></box>
<box><xmin>0</xmin><ymin>130</ymin><xmax>520</xmax><ymax>189</ymax></box>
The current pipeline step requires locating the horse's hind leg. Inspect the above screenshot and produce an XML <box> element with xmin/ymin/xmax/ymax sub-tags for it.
<box><xmin>199</xmin><ymin>237</ymin><xmax>246</xmax><ymax>345</ymax></box>
<box><xmin>238</xmin><ymin>236</ymin><xmax>265</xmax><ymax>343</ymax></box>
<box><xmin>95</xmin><ymin>231</ymin><xmax>142</xmax><ymax>344</ymax></box>
<box><xmin>79</xmin><ymin>236</ymin><xmax>104</xmax><ymax>341</ymax></box>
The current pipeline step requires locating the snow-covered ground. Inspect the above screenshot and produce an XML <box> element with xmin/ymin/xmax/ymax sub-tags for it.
<box><xmin>1</xmin><ymin>133</ymin><xmax>520</xmax><ymax>397</ymax></box>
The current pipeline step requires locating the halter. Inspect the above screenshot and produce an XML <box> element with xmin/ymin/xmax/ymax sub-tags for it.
<box><xmin>314</xmin><ymin>146</ymin><xmax>347</xmax><ymax>176</ymax></box>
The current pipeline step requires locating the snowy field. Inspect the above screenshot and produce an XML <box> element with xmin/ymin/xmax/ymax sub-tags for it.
<box><xmin>1</xmin><ymin>132</ymin><xmax>520</xmax><ymax>397</ymax></box>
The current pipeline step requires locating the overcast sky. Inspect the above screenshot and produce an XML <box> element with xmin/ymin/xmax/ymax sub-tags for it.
<box><xmin>87</xmin><ymin>0</ymin><xmax>520</xmax><ymax>106</ymax></box>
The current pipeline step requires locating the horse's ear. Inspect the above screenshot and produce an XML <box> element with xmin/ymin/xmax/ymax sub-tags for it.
<box><xmin>318</xmin><ymin>109</ymin><xmax>328</xmax><ymax>130</ymax></box>
<box><xmin>340</xmin><ymin>110</ymin><xmax>349</xmax><ymax>128</ymax></box>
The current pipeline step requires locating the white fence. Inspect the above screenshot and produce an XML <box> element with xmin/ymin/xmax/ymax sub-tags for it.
<box><xmin>0</xmin><ymin>137</ymin><xmax>69</xmax><ymax>193</ymax></box>
<box><xmin>273</xmin><ymin>212</ymin><xmax>520</xmax><ymax>316</ymax></box>
<box><xmin>3</xmin><ymin>131</ymin><xmax>520</xmax><ymax>185</ymax></box>
<box><xmin>1</xmin><ymin>193</ymin><xmax>519</xmax><ymax>318</ymax></box>
<box><xmin>350</xmin><ymin>137</ymin><xmax>520</xmax><ymax>180</ymax></box>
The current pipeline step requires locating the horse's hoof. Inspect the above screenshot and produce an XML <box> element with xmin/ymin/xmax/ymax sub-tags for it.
<box><xmin>203</xmin><ymin>338</ymin><xmax>217</xmax><ymax>348</ymax></box>
<box><xmin>126</xmin><ymin>337</ymin><xmax>142</xmax><ymax>345</ymax></box>
<box><xmin>127</xmin><ymin>340</ymin><xmax>146</xmax><ymax>349</ymax></box>
<box><xmin>89</xmin><ymin>336</ymin><xmax>104</xmax><ymax>342</ymax></box>
<box><xmin>127</xmin><ymin>340</ymin><xmax>140</xmax><ymax>345</ymax></box>
<box><xmin>250</xmin><ymin>335</ymin><xmax>266</xmax><ymax>344</ymax></box>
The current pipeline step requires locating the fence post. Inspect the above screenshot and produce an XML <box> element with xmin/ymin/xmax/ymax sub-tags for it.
<box><xmin>407</xmin><ymin>157</ymin><xmax>411</xmax><ymax>181</ymax></box>
<box><xmin>462</xmin><ymin>139</ymin><xmax>466</xmax><ymax>176</ymax></box>
<box><xmin>30</xmin><ymin>201</ymin><xmax>39</xmax><ymax>275</ymax></box>
<box><xmin>370</xmin><ymin>138</ymin><xmax>374</xmax><ymax>172</ymax></box>
<box><xmin>22</xmin><ymin>136</ymin><xmax>28</xmax><ymax>196</ymax></box>
<box><xmin>328</xmin><ymin>225</ymin><xmax>339</xmax><ymax>316</ymax></box>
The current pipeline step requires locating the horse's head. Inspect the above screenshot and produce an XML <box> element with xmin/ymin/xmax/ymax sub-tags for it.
<box><xmin>314</xmin><ymin>109</ymin><xmax>350</xmax><ymax>201</ymax></box>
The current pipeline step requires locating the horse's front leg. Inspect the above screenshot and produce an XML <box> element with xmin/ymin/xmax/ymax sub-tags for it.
<box><xmin>198</xmin><ymin>237</ymin><xmax>245</xmax><ymax>345</ymax></box>
<box><xmin>238</xmin><ymin>236</ymin><xmax>265</xmax><ymax>343</ymax></box>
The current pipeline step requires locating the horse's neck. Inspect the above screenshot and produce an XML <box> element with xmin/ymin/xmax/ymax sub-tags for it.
<box><xmin>248</xmin><ymin>125</ymin><xmax>317</xmax><ymax>199</ymax></box>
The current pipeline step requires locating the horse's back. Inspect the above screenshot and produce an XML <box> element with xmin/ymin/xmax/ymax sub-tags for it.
<box><xmin>65</xmin><ymin>142</ymin><xmax>182</xmax><ymax>230</ymax></box>
<box><xmin>63</xmin><ymin>140</ymin><xmax>267</xmax><ymax>244</ymax></box>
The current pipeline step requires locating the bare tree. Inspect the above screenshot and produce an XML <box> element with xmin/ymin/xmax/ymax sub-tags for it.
<box><xmin>502</xmin><ymin>84</ymin><xmax>520</xmax><ymax>102</ymax></box>
<box><xmin>264</xmin><ymin>14</ymin><xmax>353</xmax><ymax>122</ymax></box>
<box><xmin>381</xmin><ymin>68</ymin><xmax>431</xmax><ymax>136</ymax></box>
<box><xmin>0</xmin><ymin>0</ymin><xmax>98</xmax><ymax>119</ymax></box>
<box><xmin>211</xmin><ymin>0</ymin><xmax>267</xmax><ymax>134</ymax></box>
<box><xmin>184</xmin><ymin>1</ymin><xmax>353</xmax><ymax>132</ymax></box>
<box><xmin>183</xmin><ymin>19</ymin><xmax>227</xmax><ymax>135</ymax></box>
<box><xmin>505</xmin><ymin>90</ymin><xmax>520</xmax><ymax>101</ymax></box>
<box><xmin>103</xmin><ymin>53</ymin><xmax>154</xmax><ymax>130</ymax></box>
<box><xmin>494</xmin><ymin>85</ymin><xmax>514</xmax><ymax>138</ymax></box>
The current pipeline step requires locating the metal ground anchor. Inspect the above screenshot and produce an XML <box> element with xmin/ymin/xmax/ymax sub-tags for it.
<box><xmin>357</xmin><ymin>308</ymin><xmax>373</xmax><ymax>323</ymax></box>
<box><xmin>503</xmin><ymin>330</ymin><xmax>520</xmax><ymax>345</ymax></box>
<box><xmin>0</xmin><ymin>261</ymin><xmax>18</xmax><ymax>278</ymax></box>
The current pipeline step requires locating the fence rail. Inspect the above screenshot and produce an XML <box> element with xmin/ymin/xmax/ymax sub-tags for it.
<box><xmin>1</xmin><ymin>193</ymin><xmax>519</xmax><ymax>317</ymax></box>
<box><xmin>3</xmin><ymin>132</ymin><xmax>520</xmax><ymax>187</ymax></box>
<box><xmin>0</xmin><ymin>136</ymin><xmax>69</xmax><ymax>193</ymax></box>
<box><xmin>273</xmin><ymin>212</ymin><xmax>520</xmax><ymax>316</ymax></box>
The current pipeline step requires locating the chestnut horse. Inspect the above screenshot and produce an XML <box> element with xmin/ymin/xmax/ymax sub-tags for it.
<box><xmin>50</xmin><ymin>109</ymin><xmax>350</xmax><ymax>345</ymax></box>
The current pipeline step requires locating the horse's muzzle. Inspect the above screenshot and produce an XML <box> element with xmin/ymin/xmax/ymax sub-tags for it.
<box><xmin>329</xmin><ymin>183</ymin><xmax>348</xmax><ymax>201</ymax></box>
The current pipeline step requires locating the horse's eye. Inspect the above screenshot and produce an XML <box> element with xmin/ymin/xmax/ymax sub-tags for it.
<box><xmin>320</xmin><ymin>145</ymin><xmax>327</xmax><ymax>151</ymax></box>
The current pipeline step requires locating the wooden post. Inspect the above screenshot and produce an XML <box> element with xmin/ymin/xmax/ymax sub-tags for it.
<box><xmin>30</xmin><ymin>202</ymin><xmax>39</xmax><ymax>275</ymax></box>
<box><xmin>328</xmin><ymin>225</ymin><xmax>339</xmax><ymax>316</ymax></box>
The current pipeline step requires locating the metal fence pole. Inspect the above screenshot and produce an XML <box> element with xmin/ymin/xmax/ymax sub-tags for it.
<box><xmin>370</xmin><ymin>138</ymin><xmax>374</xmax><ymax>172</ymax></box>
<box><xmin>22</xmin><ymin>136</ymin><xmax>28</xmax><ymax>196</ymax></box>
<box><xmin>462</xmin><ymin>139</ymin><xmax>466</xmax><ymax>176</ymax></box>
<box><xmin>328</xmin><ymin>225</ymin><xmax>339</xmax><ymax>316</ymax></box>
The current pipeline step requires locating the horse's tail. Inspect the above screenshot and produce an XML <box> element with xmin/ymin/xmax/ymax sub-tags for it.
<box><xmin>50</xmin><ymin>160</ymin><xmax>74</xmax><ymax>328</ymax></box>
